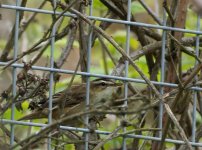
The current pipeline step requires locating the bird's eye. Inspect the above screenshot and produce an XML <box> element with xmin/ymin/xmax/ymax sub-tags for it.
<box><xmin>101</xmin><ymin>81</ymin><xmax>106</xmax><ymax>86</ymax></box>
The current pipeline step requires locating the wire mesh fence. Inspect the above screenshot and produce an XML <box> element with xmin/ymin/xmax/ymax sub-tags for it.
<box><xmin>0</xmin><ymin>0</ymin><xmax>202</xmax><ymax>149</ymax></box>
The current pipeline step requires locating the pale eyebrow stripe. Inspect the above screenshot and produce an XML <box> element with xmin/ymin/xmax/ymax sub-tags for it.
<box><xmin>93</xmin><ymin>80</ymin><xmax>114</xmax><ymax>85</ymax></box>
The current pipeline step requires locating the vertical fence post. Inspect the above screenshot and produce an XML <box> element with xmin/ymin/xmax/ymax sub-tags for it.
<box><xmin>122</xmin><ymin>0</ymin><xmax>131</xmax><ymax>149</ymax></box>
<box><xmin>192</xmin><ymin>14</ymin><xmax>201</xmax><ymax>143</ymax></box>
<box><xmin>159</xmin><ymin>8</ymin><xmax>167</xmax><ymax>139</ymax></box>
<box><xmin>10</xmin><ymin>0</ymin><xmax>20</xmax><ymax>146</ymax></box>
<box><xmin>85</xmin><ymin>1</ymin><xmax>94</xmax><ymax>149</ymax></box>
<box><xmin>47</xmin><ymin>0</ymin><xmax>57</xmax><ymax>149</ymax></box>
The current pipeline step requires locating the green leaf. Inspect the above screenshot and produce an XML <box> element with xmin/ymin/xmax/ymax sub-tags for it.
<box><xmin>131</xmin><ymin>1</ymin><xmax>145</xmax><ymax>14</ymax></box>
<box><xmin>43</xmin><ymin>39</ymin><xmax>67</xmax><ymax>59</ymax></box>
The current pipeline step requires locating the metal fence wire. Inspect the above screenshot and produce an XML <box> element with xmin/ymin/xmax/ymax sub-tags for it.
<box><xmin>1</xmin><ymin>0</ymin><xmax>202</xmax><ymax>149</ymax></box>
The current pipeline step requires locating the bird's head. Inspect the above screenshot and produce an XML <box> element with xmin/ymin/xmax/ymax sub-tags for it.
<box><xmin>90</xmin><ymin>79</ymin><xmax>123</xmax><ymax>106</ymax></box>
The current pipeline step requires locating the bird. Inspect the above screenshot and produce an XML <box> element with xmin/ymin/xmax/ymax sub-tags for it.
<box><xmin>19</xmin><ymin>78</ymin><xmax>123</xmax><ymax>126</ymax></box>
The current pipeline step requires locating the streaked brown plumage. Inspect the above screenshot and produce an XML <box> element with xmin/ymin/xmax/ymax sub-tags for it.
<box><xmin>19</xmin><ymin>79</ymin><xmax>123</xmax><ymax>125</ymax></box>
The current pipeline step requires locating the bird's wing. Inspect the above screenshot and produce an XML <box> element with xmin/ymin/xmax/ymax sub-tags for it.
<box><xmin>18</xmin><ymin>106</ymin><xmax>57</xmax><ymax>120</ymax></box>
<box><xmin>18</xmin><ymin>110</ymin><xmax>47</xmax><ymax>120</ymax></box>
